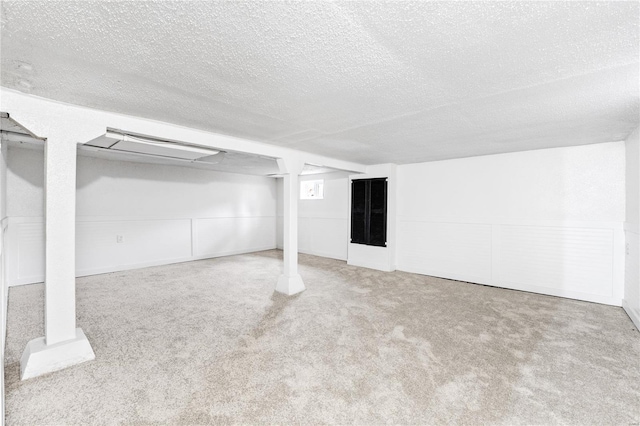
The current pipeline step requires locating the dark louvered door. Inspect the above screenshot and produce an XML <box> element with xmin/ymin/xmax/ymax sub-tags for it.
<box><xmin>351</xmin><ymin>178</ymin><xmax>387</xmax><ymax>247</ymax></box>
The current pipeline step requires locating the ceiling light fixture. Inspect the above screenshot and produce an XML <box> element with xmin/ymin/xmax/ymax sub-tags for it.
<box><xmin>85</xmin><ymin>128</ymin><xmax>224</xmax><ymax>163</ymax></box>
<box><xmin>111</xmin><ymin>133</ymin><xmax>220</xmax><ymax>160</ymax></box>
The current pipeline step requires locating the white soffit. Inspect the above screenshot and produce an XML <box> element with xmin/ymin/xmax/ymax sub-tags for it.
<box><xmin>1</xmin><ymin>1</ymin><xmax>638</xmax><ymax>164</ymax></box>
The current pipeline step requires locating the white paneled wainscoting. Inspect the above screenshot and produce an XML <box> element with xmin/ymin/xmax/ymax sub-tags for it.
<box><xmin>276</xmin><ymin>214</ymin><xmax>348</xmax><ymax>261</ymax></box>
<box><xmin>397</xmin><ymin>218</ymin><xmax>624</xmax><ymax>306</ymax></box>
<box><xmin>623</xmin><ymin>224</ymin><xmax>640</xmax><ymax>328</ymax></box>
<box><xmin>6</xmin><ymin>215</ymin><xmax>277</xmax><ymax>286</ymax></box>
<box><xmin>298</xmin><ymin>215</ymin><xmax>348</xmax><ymax>261</ymax></box>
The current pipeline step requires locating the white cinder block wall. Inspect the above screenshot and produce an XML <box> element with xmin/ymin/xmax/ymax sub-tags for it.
<box><xmin>395</xmin><ymin>141</ymin><xmax>626</xmax><ymax>306</ymax></box>
<box><xmin>276</xmin><ymin>172</ymin><xmax>350</xmax><ymax>261</ymax></box>
<box><xmin>624</xmin><ymin>127</ymin><xmax>640</xmax><ymax>328</ymax></box>
<box><xmin>6</xmin><ymin>147</ymin><xmax>278</xmax><ymax>285</ymax></box>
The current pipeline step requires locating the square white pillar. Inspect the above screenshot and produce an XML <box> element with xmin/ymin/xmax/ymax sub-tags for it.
<box><xmin>21</xmin><ymin>139</ymin><xmax>94</xmax><ymax>380</ymax></box>
<box><xmin>276</xmin><ymin>158</ymin><xmax>305</xmax><ymax>295</ymax></box>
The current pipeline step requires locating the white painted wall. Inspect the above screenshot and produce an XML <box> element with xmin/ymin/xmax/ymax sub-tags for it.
<box><xmin>624</xmin><ymin>127</ymin><xmax>640</xmax><ymax>328</ymax></box>
<box><xmin>6</xmin><ymin>147</ymin><xmax>277</xmax><ymax>285</ymax></box>
<box><xmin>396</xmin><ymin>142</ymin><xmax>626</xmax><ymax>306</ymax></box>
<box><xmin>277</xmin><ymin>172</ymin><xmax>350</xmax><ymax>261</ymax></box>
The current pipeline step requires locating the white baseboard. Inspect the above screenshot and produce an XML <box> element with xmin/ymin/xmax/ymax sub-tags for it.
<box><xmin>398</xmin><ymin>264</ymin><xmax>490</xmax><ymax>289</ymax></box>
<box><xmin>9</xmin><ymin>245</ymin><xmax>277</xmax><ymax>286</ymax></box>
<box><xmin>492</xmin><ymin>280</ymin><xmax>621</xmax><ymax>306</ymax></box>
<box><xmin>10</xmin><ymin>276</ymin><xmax>45</xmax><ymax>286</ymax></box>
<box><xmin>273</xmin><ymin>247</ymin><xmax>347</xmax><ymax>262</ymax></box>
<box><xmin>399</xmin><ymin>263</ymin><xmax>621</xmax><ymax>306</ymax></box>
<box><xmin>347</xmin><ymin>259</ymin><xmax>395</xmax><ymax>272</ymax></box>
<box><xmin>622</xmin><ymin>299</ymin><xmax>640</xmax><ymax>330</ymax></box>
<box><xmin>298</xmin><ymin>248</ymin><xmax>347</xmax><ymax>262</ymax></box>
<box><xmin>190</xmin><ymin>245</ymin><xmax>277</xmax><ymax>262</ymax></box>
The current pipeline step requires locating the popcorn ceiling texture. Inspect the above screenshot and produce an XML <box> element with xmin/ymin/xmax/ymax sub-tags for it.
<box><xmin>4</xmin><ymin>251</ymin><xmax>640</xmax><ymax>424</ymax></box>
<box><xmin>1</xmin><ymin>1</ymin><xmax>638</xmax><ymax>164</ymax></box>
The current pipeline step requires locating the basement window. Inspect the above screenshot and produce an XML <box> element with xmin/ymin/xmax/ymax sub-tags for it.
<box><xmin>300</xmin><ymin>179</ymin><xmax>324</xmax><ymax>200</ymax></box>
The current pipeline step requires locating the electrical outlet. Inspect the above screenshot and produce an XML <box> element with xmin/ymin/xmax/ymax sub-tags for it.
<box><xmin>626</xmin><ymin>243</ymin><xmax>630</xmax><ymax>255</ymax></box>
<box><xmin>116</xmin><ymin>235</ymin><xmax>124</xmax><ymax>244</ymax></box>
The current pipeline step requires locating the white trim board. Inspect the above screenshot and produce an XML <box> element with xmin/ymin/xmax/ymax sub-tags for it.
<box><xmin>622</xmin><ymin>299</ymin><xmax>640</xmax><ymax>330</ymax></box>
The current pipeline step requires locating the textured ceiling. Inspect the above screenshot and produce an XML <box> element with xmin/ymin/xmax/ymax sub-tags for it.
<box><xmin>1</xmin><ymin>1</ymin><xmax>638</xmax><ymax>165</ymax></box>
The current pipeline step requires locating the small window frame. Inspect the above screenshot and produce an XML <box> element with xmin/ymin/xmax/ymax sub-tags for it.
<box><xmin>300</xmin><ymin>179</ymin><xmax>324</xmax><ymax>200</ymax></box>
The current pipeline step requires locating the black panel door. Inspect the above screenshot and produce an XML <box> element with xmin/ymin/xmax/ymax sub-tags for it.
<box><xmin>351</xmin><ymin>180</ymin><xmax>367</xmax><ymax>244</ymax></box>
<box><xmin>368</xmin><ymin>179</ymin><xmax>387</xmax><ymax>246</ymax></box>
<box><xmin>351</xmin><ymin>178</ymin><xmax>387</xmax><ymax>247</ymax></box>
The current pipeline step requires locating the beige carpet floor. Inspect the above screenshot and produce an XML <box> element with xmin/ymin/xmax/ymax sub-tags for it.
<box><xmin>4</xmin><ymin>250</ymin><xmax>640</xmax><ymax>425</ymax></box>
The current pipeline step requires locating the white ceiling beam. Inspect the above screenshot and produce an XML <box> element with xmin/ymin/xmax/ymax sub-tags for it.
<box><xmin>0</xmin><ymin>88</ymin><xmax>368</xmax><ymax>174</ymax></box>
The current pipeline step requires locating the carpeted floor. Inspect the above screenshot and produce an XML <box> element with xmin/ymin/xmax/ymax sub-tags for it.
<box><xmin>4</xmin><ymin>250</ymin><xmax>640</xmax><ymax>425</ymax></box>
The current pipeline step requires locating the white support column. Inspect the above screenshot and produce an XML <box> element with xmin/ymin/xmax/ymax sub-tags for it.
<box><xmin>276</xmin><ymin>157</ymin><xmax>305</xmax><ymax>295</ymax></box>
<box><xmin>20</xmin><ymin>139</ymin><xmax>94</xmax><ymax>380</ymax></box>
<box><xmin>44</xmin><ymin>138</ymin><xmax>77</xmax><ymax>344</ymax></box>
